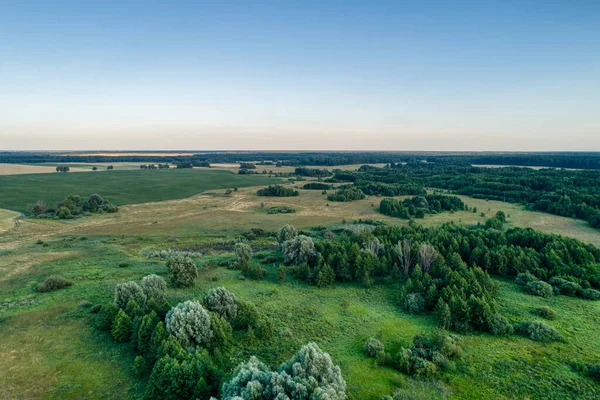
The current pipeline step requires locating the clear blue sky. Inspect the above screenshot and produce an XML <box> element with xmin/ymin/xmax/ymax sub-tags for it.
<box><xmin>1</xmin><ymin>0</ymin><xmax>599</xmax><ymax>150</ymax></box>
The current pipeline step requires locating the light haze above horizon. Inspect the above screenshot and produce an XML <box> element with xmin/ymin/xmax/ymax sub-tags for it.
<box><xmin>1</xmin><ymin>0</ymin><xmax>599</xmax><ymax>151</ymax></box>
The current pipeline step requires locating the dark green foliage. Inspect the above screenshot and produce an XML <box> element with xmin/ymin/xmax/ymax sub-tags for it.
<box><xmin>380</xmin><ymin>195</ymin><xmax>465</xmax><ymax>219</ymax></box>
<box><xmin>94</xmin><ymin>303</ymin><xmax>119</xmax><ymax>331</ymax></box>
<box><xmin>133</xmin><ymin>355</ymin><xmax>146</xmax><ymax>376</ymax></box>
<box><xmin>136</xmin><ymin>311</ymin><xmax>160</xmax><ymax>355</ymax></box>
<box><xmin>303</xmin><ymin>182</ymin><xmax>331</xmax><ymax>190</ymax></box>
<box><xmin>266</xmin><ymin>206</ymin><xmax>296</xmax><ymax>214</ymax></box>
<box><xmin>524</xmin><ymin>281</ymin><xmax>554</xmax><ymax>298</ymax></box>
<box><xmin>231</xmin><ymin>300</ymin><xmax>260</xmax><ymax>330</ymax></box>
<box><xmin>393</xmin><ymin>331</ymin><xmax>462</xmax><ymax>377</ymax></box>
<box><xmin>144</xmin><ymin>351</ymin><xmax>220</xmax><ymax>400</ymax></box>
<box><xmin>112</xmin><ymin>309</ymin><xmax>133</xmax><ymax>342</ymax></box>
<box><xmin>90</xmin><ymin>304</ymin><xmax>102</xmax><ymax>314</ymax></box>
<box><xmin>36</xmin><ymin>275</ymin><xmax>72</xmax><ymax>292</ymax></box>
<box><xmin>33</xmin><ymin>193</ymin><xmax>118</xmax><ymax>219</ymax></box>
<box><xmin>256</xmin><ymin>185</ymin><xmax>299</xmax><ymax>197</ymax></box>
<box><xmin>488</xmin><ymin>313</ymin><xmax>514</xmax><ymax>335</ymax></box>
<box><xmin>580</xmin><ymin>288</ymin><xmax>600</xmax><ymax>300</ymax></box>
<box><xmin>327</xmin><ymin>186</ymin><xmax>365</xmax><ymax>202</ymax></box>
<box><xmin>295</xmin><ymin>167</ymin><xmax>331</xmax><ymax>177</ymax></box>
<box><xmin>316</xmin><ymin>264</ymin><xmax>336</xmax><ymax>288</ymax></box>
<box><xmin>515</xmin><ymin>272</ymin><xmax>538</xmax><ymax>286</ymax></box>
<box><xmin>208</xmin><ymin>313</ymin><xmax>233</xmax><ymax>351</ymax></box>
<box><xmin>277</xmin><ymin>265</ymin><xmax>286</xmax><ymax>283</ymax></box>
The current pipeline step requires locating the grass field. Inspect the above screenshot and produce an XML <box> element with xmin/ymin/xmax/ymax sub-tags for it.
<box><xmin>1</xmin><ymin>171</ymin><xmax>600</xmax><ymax>399</ymax></box>
<box><xmin>1</xmin><ymin>232</ymin><xmax>599</xmax><ymax>399</ymax></box>
<box><xmin>0</xmin><ymin>169</ymin><xmax>276</xmax><ymax>212</ymax></box>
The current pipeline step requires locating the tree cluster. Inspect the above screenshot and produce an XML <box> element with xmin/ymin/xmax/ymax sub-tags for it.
<box><xmin>31</xmin><ymin>193</ymin><xmax>118</xmax><ymax>219</ymax></box>
<box><xmin>380</xmin><ymin>195</ymin><xmax>466</xmax><ymax>219</ymax></box>
<box><xmin>256</xmin><ymin>185</ymin><xmax>299</xmax><ymax>197</ymax></box>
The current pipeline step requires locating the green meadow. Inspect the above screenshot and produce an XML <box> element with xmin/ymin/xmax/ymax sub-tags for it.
<box><xmin>0</xmin><ymin>169</ymin><xmax>275</xmax><ymax>212</ymax></box>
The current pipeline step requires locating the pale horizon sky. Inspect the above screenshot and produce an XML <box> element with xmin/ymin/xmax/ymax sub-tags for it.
<box><xmin>1</xmin><ymin>1</ymin><xmax>599</xmax><ymax>151</ymax></box>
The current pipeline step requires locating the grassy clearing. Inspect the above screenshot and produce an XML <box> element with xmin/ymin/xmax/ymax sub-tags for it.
<box><xmin>1</xmin><ymin>236</ymin><xmax>599</xmax><ymax>399</ymax></box>
<box><xmin>0</xmin><ymin>169</ymin><xmax>276</xmax><ymax>212</ymax></box>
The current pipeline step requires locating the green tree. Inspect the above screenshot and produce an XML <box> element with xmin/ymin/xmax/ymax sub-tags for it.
<box><xmin>112</xmin><ymin>309</ymin><xmax>133</xmax><ymax>342</ymax></box>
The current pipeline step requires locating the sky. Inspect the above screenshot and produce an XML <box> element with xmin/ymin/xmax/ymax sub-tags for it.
<box><xmin>1</xmin><ymin>0</ymin><xmax>599</xmax><ymax>151</ymax></box>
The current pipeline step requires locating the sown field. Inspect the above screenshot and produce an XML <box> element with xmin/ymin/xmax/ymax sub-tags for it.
<box><xmin>0</xmin><ymin>169</ymin><xmax>276</xmax><ymax>213</ymax></box>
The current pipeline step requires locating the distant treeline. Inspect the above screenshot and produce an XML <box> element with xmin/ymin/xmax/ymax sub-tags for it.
<box><xmin>331</xmin><ymin>164</ymin><xmax>600</xmax><ymax>229</ymax></box>
<box><xmin>3</xmin><ymin>151</ymin><xmax>599</xmax><ymax>169</ymax></box>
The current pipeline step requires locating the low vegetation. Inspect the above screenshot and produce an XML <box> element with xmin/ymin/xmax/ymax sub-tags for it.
<box><xmin>256</xmin><ymin>185</ymin><xmax>299</xmax><ymax>197</ymax></box>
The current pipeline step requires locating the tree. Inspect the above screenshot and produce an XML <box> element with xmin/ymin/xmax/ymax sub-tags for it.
<box><xmin>277</xmin><ymin>224</ymin><xmax>298</xmax><ymax>243</ymax></box>
<box><xmin>140</xmin><ymin>274</ymin><xmax>167</xmax><ymax>302</ymax></box>
<box><xmin>222</xmin><ymin>342</ymin><xmax>347</xmax><ymax>400</ymax></box>
<box><xmin>418</xmin><ymin>243</ymin><xmax>437</xmax><ymax>273</ymax></box>
<box><xmin>396</xmin><ymin>239</ymin><xmax>413</xmax><ymax>275</ymax></box>
<box><xmin>434</xmin><ymin>298</ymin><xmax>451</xmax><ymax>329</ymax></box>
<box><xmin>112</xmin><ymin>309</ymin><xmax>133</xmax><ymax>342</ymax></box>
<box><xmin>136</xmin><ymin>311</ymin><xmax>160</xmax><ymax>355</ymax></box>
<box><xmin>166</xmin><ymin>256</ymin><xmax>197</xmax><ymax>288</ymax></box>
<box><xmin>92</xmin><ymin>166</ymin><xmax>98</xmax><ymax>171</ymax></box>
<box><xmin>282</xmin><ymin>235</ymin><xmax>316</xmax><ymax>265</ymax></box>
<box><xmin>204</xmin><ymin>286</ymin><xmax>238</xmax><ymax>320</ymax></box>
<box><xmin>233</xmin><ymin>242</ymin><xmax>252</xmax><ymax>269</ymax></box>
<box><xmin>317</xmin><ymin>264</ymin><xmax>336</xmax><ymax>288</ymax></box>
<box><xmin>114</xmin><ymin>282</ymin><xmax>147</xmax><ymax>310</ymax></box>
<box><xmin>165</xmin><ymin>301</ymin><xmax>213</xmax><ymax>351</ymax></box>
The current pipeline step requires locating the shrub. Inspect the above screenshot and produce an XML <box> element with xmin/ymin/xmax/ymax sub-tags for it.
<box><xmin>166</xmin><ymin>256</ymin><xmax>198</xmax><ymax>288</ymax></box>
<box><xmin>90</xmin><ymin>304</ymin><xmax>102</xmax><ymax>314</ymax></box>
<box><xmin>515</xmin><ymin>272</ymin><xmax>537</xmax><ymax>286</ymax></box>
<box><xmin>165</xmin><ymin>301</ymin><xmax>212</xmax><ymax>351</ymax></box>
<box><xmin>112</xmin><ymin>309</ymin><xmax>133</xmax><ymax>342</ymax></box>
<box><xmin>266</xmin><ymin>206</ymin><xmax>296</xmax><ymax>214</ymax></box>
<box><xmin>133</xmin><ymin>355</ymin><xmax>145</xmax><ymax>376</ymax></box>
<box><xmin>559</xmin><ymin>281</ymin><xmax>582</xmax><ymax>296</ymax></box>
<box><xmin>231</xmin><ymin>300</ymin><xmax>259</xmax><ymax>330</ymax></box>
<box><xmin>537</xmin><ymin>306</ymin><xmax>557</xmax><ymax>320</ymax></box>
<box><xmin>488</xmin><ymin>313</ymin><xmax>514</xmax><ymax>335</ymax></box>
<box><xmin>524</xmin><ymin>280</ymin><xmax>553</xmax><ymax>298</ymax></box>
<box><xmin>140</xmin><ymin>274</ymin><xmax>167</xmax><ymax>302</ymax></box>
<box><xmin>136</xmin><ymin>311</ymin><xmax>160</xmax><ymax>355</ymax></box>
<box><xmin>94</xmin><ymin>303</ymin><xmax>119</xmax><ymax>331</ymax></box>
<box><xmin>36</xmin><ymin>275</ymin><xmax>72</xmax><ymax>292</ymax></box>
<box><xmin>114</xmin><ymin>282</ymin><xmax>147</xmax><ymax>309</ymax></box>
<box><xmin>277</xmin><ymin>265</ymin><xmax>286</xmax><ymax>283</ymax></box>
<box><xmin>363</xmin><ymin>337</ymin><xmax>385</xmax><ymax>358</ymax></box>
<box><xmin>580</xmin><ymin>288</ymin><xmax>600</xmax><ymax>300</ymax></box>
<box><xmin>518</xmin><ymin>321</ymin><xmax>564</xmax><ymax>342</ymax></box>
<box><xmin>233</xmin><ymin>242</ymin><xmax>252</xmax><ymax>269</ymax></box>
<box><xmin>208</xmin><ymin>313</ymin><xmax>233</xmax><ymax>351</ymax></box>
<box><xmin>403</xmin><ymin>293</ymin><xmax>425</xmax><ymax>314</ymax></box>
<box><xmin>204</xmin><ymin>286</ymin><xmax>238</xmax><ymax>320</ymax></box>
<box><xmin>316</xmin><ymin>264</ymin><xmax>336</xmax><ymax>288</ymax></box>
<box><xmin>282</xmin><ymin>235</ymin><xmax>317</xmax><ymax>265</ymax></box>
<box><xmin>277</xmin><ymin>224</ymin><xmax>298</xmax><ymax>243</ymax></box>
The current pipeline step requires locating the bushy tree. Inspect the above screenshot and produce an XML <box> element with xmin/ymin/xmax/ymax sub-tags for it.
<box><xmin>144</xmin><ymin>350</ymin><xmax>219</xmax><ymax>400</ymax></box>
<box><xmin>165</xmin><ymin>301</ymin><xmax>213</xmax><ymax>351</ymax></box>
<box><xmin>222</xmin><ymin>342</ymin><xmax>347</xmax><ymax>400</ymax></box>
<box><xmin>95</xmin><ymin>303</ymin><xmax>119</xmax><ymax>331</ymax></box>
<box><xmin>166</xmin><ymin>256</ymin><xmax>197</xmax><ymax>288</ymax></box>
<box><xmin>114</xmin><ymin>281</ymin><xmax>147</xmax><ymax>310</ymax></box>
<box><xmin>277</xmin><ymin>224</ymin><xmax>298</xmax><ymax>243</ymax></box>
<box><xmin>488</xmin><ymin>313</ymin><xmax>514</xmax><ymax>335</ymax></box>
<box><xmin>363</xmin><ymin>337</ymin><xmax>385</xmax><ymax>358</ymax></box>
<box><xmin>204</xmin><ymin>286</ymin><xmax>238</xmax><ymax>320</ymax></box>
<box><xmin>403</xmin><ymin>293</ymin><xmax>425</xmax><ymax>314</ymax></box>
<box><xmin>141</xmin><ymin>274</ymin><xmax>167</xmax><ymax>302</ymax></box>
<box><xmin>282</xmin><ymin>235</ymin><xmax>317</xmax><ymax>265</ymax></box>
<box><xmin>234</xmin><ymin>242</ymin><xmax>252</xmax><ymax>269</ymax></box>
<box><xmin>317</xmin><ymin>264</ymin><xmax>336</xmax><ymax>288</ymax></box>
<box><xmin>524</xmin><ymin>280</ymin><xmax>553</xmax><ymax>298</ymax></box>
<box><xmin>515</xmin><ymin>272</ymin><xmax>538</xmax><ymax>286</ymax></box>
<box><xmin>136</xmin><ymin>311</ymin><xmax>160</xmax><ymax>355</ymax></box>
<box><xmin>112</xmin><ymin>309</ymin><xmax>133</xmax><ymax>342</ymax></box>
